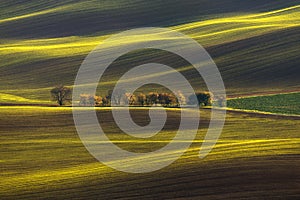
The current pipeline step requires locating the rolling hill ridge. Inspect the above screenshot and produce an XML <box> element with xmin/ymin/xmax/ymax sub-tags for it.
<box><xmin>0</xmin><ymin>1</ymin><xmax>299</xmax><ymax>102</ymax></box>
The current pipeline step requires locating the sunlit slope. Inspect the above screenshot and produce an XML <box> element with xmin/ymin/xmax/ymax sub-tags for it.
<box><xmin>0</xmin><ymin>0</ymin><xmax>297</xmax><ymax>38</ymax></box>
<box><xmin>0</xmin><ymin>5</ymin><xmax>299</xmax><ymax>102</ymax></box>
<box><xmin>177</xmin><ymin>5</ymin><xmax>300</xmax><ymax>46</ymax></box>
<box><xmin>0</xmin><ymin>92</ymin><xmax>50</xmax><ymax>104</ymax></box>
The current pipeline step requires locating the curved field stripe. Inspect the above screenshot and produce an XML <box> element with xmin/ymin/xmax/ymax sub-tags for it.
<box><xmin>0</xmin><ymin>5</ymin><xmax>71</xmax><ymax>24</ymax></box>
<box><xmin>1</xmin><ymin>5</ymin><xmax>299</xmax><ymax>58</ymax></box>
<box><xmin>1</xmin><ymin>138</ymin><xmax>299</xmax><ymax>194</ymax></box>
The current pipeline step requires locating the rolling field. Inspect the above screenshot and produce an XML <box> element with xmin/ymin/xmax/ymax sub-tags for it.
<box><xmin>0</xmin><ymin>1</ymin><xmax>299</xmax><ymax>103</ymax></box>
<box><xmin>1</xmin><ymin>107</ymin><xmax>299</xmax><ymax>199</ymax></box>
<box><xmin>1</xmin><ymin>1</ymin><xmax>300</xmax><ymax>199</ymax></box>
<box><xmin>228</xmin><ymin>92</ymin><xmax>300</xmax><ymax>115</ymax></box>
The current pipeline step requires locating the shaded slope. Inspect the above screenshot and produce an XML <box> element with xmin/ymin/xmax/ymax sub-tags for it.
<box><xmin>207</xmin><ymin>27</ymin><xmax>300</xmax><ymax>92</ymax></box>
<box><xmin>0</xmin><ymin>0</ymin><xmax>298</xmax><ymax>38</ymax></box>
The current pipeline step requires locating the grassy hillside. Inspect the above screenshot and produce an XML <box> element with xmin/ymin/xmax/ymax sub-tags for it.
<box><xmin>1</xmin><ymin>107</ymin><xmax>299</xmax><ymax>199</ymax></box>
<box><xmin>0</xmin><ymin>3</ymin><xmax>299</xmax><ymax>103</ymax></box>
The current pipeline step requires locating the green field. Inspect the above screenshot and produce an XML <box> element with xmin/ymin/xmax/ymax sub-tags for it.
<box><xmin>1</xmin><ymin>107</ymin><xmax>299</xmax><ymax>199</ymax></box>
<box><xmin>228</xmin><ymin>92</ymin><xmax>300</xmax><ymax>115</ymax></box>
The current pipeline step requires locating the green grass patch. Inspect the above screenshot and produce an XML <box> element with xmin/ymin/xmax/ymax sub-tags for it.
<box><xmin>227</xmin><ymin>92</ymin><xmax>300</xmax><ymax>115</ymax></box>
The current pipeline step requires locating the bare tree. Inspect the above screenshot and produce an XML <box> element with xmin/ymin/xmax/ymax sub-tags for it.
<box><xmin>50</xmin><ymin>85</ymin><xmax>72</xmax><ymax>106</ymax></box>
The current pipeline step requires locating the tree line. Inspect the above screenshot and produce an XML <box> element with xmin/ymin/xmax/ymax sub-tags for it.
<box><xmin>50</xmin><ymin>85</ymin><xmax>214</xmax><ymax>107</ymax></box>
